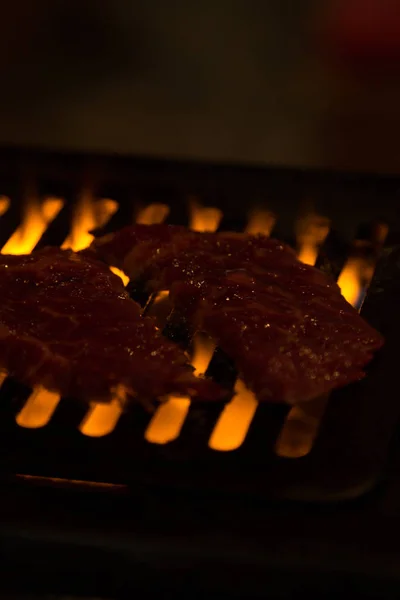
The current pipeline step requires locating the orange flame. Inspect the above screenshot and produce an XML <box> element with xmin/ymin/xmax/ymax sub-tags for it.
<box><xmin>189</xmin><ymin>199</ymin><xmax>222</xmax><ymax>233</ymax></box>
<box><xmin>110</xmin><ymin>266</ymin><xmax>130</xmax><ymax>286</ymax></box>
<box><xmin>0</xmin><ymin>372</ymin><xmax>7</xmax><ymax>388</ymax></box>
<box><xmin>144</xmin><ymin>396</ymin><xmax>191</xmax><ymax>444</ymax></box>
<box><xmin>145</xmin><ymin>290</ymin><xmax>171</xmax><ymax>323</ymax></box>
<box><xmin>297</xmin><ymin>214</ymin><xmax>330</xmax><ymax>266</ymax></box>
<box><xmin>141</xmin><ymin>198</ymin><xmax>218</xmax><ymax>457</ymax></box>
<box><xmin>136</xmin><ymin>203</ymin><xmax>169</xmax><ymax>225</ymax></box>
<box><xmin>79</xmin><ymin>385</ymin><xmax>126</xmax><ymax>437</ymax></box>
<box><xmin>208</xmin><ymin>379</ymin><xmax>258</xmax><ymax>451</ymax></box>
<box><xmin>275</xmin><ymin>395</ymin><xmax>329</xmax><ymax>458</ymax></box>
<box><xmin>374</xmin><ymin>222</ymin><xmax>389</xmax><ymax>246</ymax></box>
<box><xmin>79</xmin><ymin>397</ymin><xmax>124</xmax><ymax>438</ymax></box>
<box><xmin>144</xmin><ymin>334</ymin><xmax>216</xmax><ymax>445</ymax></box>
<box><xmin>245</xmin><ymin>209</ymin><xmax>275</xmax><ymax>236</ymax></box>
<box><xmin>191</xmin><ymin>334</ymin><xmax>216</xmax><ymax>375</ymax></box>
<box><xmin>16</xmin><ymin>388</ymin><xmax>61</xmax><ymax>428</ymax></box>
<box><xmin>1</xmin><ymin>197</ymin><xmax>63</xmax><ymax>255</ymax></box>
<box><xmin>62</xmin><ymin>195</ymin><xmax>118</xmax><ymax>252</ymax></box>
<box><xmin>153</xmin><ymin>290</ymin><xmax>169</xmax><ymax>304</ymax></box>
<box><xmin>337</xmin><ymin>257</ymin><xmax>368</xmax><ymax>308</ymax></box>
<box><xmin>0</xmin><ymin>196</ymin><xmax>10</xmax><ymax>217</ymax></box>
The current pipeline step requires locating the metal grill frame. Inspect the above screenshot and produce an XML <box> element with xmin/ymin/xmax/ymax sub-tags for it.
<box><xmin>0</xmin><ymin>146</ymin><xmax>400</xmax><ymax>597</ymax></box>
<box><xmin>0</xmin><ymin>146</ymin><xmax>398</xmax><ymax>499</ymax></box>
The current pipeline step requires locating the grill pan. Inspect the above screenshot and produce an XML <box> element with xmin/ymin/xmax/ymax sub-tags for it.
<box><xmin>1</xmin><ymin>146</ymin><xmax>400</xmax><ymax>598</ymax></box>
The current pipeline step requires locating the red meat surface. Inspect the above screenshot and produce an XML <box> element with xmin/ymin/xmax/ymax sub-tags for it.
<box><xmin>89</xmin><ymin>224</ymin><xmax>384</xmax><ymax>404</ymax></box>
<box><xmin>0</xmin><ymin>248</ymin><xmax>223</xmax><ymax>406</ymax></box>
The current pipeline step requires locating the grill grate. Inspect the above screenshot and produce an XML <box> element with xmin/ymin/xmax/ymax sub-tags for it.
<box><xmin>0</xmin><ymin>147</ymin><xmax>398</xmax><ymax>502</ymax></box>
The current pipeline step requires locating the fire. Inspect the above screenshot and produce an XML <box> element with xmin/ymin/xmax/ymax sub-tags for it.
<box><xmin>79</xmin><ymin>398</ymin><xmax>123</xmax><ymax>438</ymax></box>
<box><xmin>246</xmin><ymin>209</ymin><xmax>275</xmax><ymax>236</ymax></box>
<box><xmin>208</xmin><ymin>380</ymin><xmax>258</xmax><ymax>451</ymax></box>
<box><xmin>144</xmin><ymin>334</ymin><xmax>216</xmax><ymax>444</ymax></box>
<box><xmin>125</xmin><ymin>203</ymin><xmax>170</xmax><ymax>286</ymax></box>
<box><xmin>297</xmin><ymin>214</ymin><xmax>330</xmax><ymax>266</ymax></box>
<box><xmin>189</xmin><ymin>199</ymin><xmax>222</xmax><ymax>232</ymax></box>
<box><xmin>275</xmin><ymin>395</ymin><xmax>329</xmax><ymax>458</ymax></box>
<box><xmin>139</xmin><ymin>199</ymin><xmax>222</xmax><ymax>447</ymax></box>
<box><xmin>144</xmin><ymin>396</ymin><xmax>191</xmax><ymax>444</ymax></box>
<box><xmin>62</xmin><ymin>195</ymin><xmax>118</xmax><ymax>252</ymax></box>
<box><xmin>0</xmin><ymin>196</ymin><xmax>10</xmax><ymax>217</ymax></box>
<box><xmin>16</xmin><ymin>388</ymin><xmax>61</xmax><ymax>429</ymax></box>
<box><xmin>110</xmin><ymin>266</ymin><xmax>129</xmax><ymax>286</ymax></box>
<box><xmin>191</xmin><ymin>334</ymin><xmax>216</xmax><ymax>375</ymax></box>
<box><xmin>79</xmin><ymin>385</ymin><xmax>126</xmax><ymax>437</ymax></box>
<box><xmin>337</xmin><ymin>257</ymin><xmax>372</xmax><ymax>308</ymax></box>
<box><xmin>145</xmin><ymin>290</ymin><xmax>171</xmax><ymax>325</ymax></box>
<box><xmin>1</xmin><ymin>197</ymin><xmax>63</xmax><ymax>255</ymax></box>
<box><xmin>136</xmin><ymin>203</ymin><xmax>169</xmax><ymax>225</ymax></box>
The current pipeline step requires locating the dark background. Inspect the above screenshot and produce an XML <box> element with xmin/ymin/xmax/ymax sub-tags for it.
<box><xmin>1</xmin><ymin>0</ymin><xmax>399</xmax><ymax>173</ymax></box>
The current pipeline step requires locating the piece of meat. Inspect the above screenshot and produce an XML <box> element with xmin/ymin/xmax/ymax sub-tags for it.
<box><xmin>0</xmin><ymin>248</ymin><xmax>223</xmax><ymax>406</ymax></box>
<box><xmin>89</xmin><ymin>224</ymin><xmax>384</xmax><ymax>404</ymax></box>
<box><xmin>86</xmin><ymin>224</ymin><xmax>298</xmax><ymax>291</ymax></box>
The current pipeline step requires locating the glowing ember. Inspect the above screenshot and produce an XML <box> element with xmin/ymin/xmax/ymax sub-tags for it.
<box><xmin>62</xmin><ymin>195</ymin><xmax>118</xmax><ymax>252</ymax></box>
<box><xmin>245</xmin><ymin>209</ymin><xmax>275</xmax><ymax>236</ymax></box>
<box><xmin>189</xmin><ymin>199</ymin><xmax>222</xmax><ymax>232</ymax></box>
<box><xmin>136</xmin><ymin>203</ymin><xmax>169</xmax><ymax>225</ymax></box>
<box><xmin>208</xmin><ymin>379</ymin><xmax>258</xmax><ymax>452</ymax></box>
<box><xmin>16</xmin><ymin>388</ymin><xmax>61</xmax><ymax>429</ymax></box>
<box><xmin>1</xmin><ymin>197</ymin><xmax>63</xmax><ymax>255</ymax></box>
<box><xmin>297</xmin><ymin>214</ymin><xmax>330</xmax><ymax>266</ymax></box>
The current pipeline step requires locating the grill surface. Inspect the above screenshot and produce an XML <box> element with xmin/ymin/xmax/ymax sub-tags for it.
<box><xmin>1</xmin><ymin>147</ymin><xmax>400</xmax><ymax>597</ymax></box>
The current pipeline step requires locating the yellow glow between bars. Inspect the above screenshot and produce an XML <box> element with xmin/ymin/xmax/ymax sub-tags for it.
<box><xmin>297</xmin><ymin>214</ymin><xmax>330</xmax><ymax>267</ymax></box>
<box><xmin>0</xmin><ymin>372</ymin><xmax>7</xmax><ymax>388</ymax></box>
<box><xmin>143</xmin><ymin>200</ymin><xmax>221</xmax><ymax>446</ymax></box>
<box><xmin>189</xmin><ymin>199</ymin><xmax>222</xmax><ymax>232</ymax></box>
<box><xmin>79</xmin><ymin>385</ymin><xmax>126</xmax><ymax>437</ymax></box>
<box><xmin>144</xmin><ymin>396</ymin><xmax>191</xmax><ymax>444</ymax></box>
<box><xmin>245</xmin><ymin>209</ymin><xmax>275</xmax><ymax>236</ymax></box>
<box><xmin>0</xmin><ymin>196</ymin><xmax>10</xmax><ymax>217</ymax></box>
<box><xmin>79</xmin><ymin>397</ymin><xmax>124</xmax><ymax>438</ymax></box>
<box><xmin>297</xmin><ymin>243</ymin><xmax>319</xmax><ymax>267</ymax></box>
<box><xmin>136</xmin><ymin>203</ymin><xmax>169</xmax><ymax>225</ymax></box>
<box><xmin>208</xmin><ymin>379</ymin><xmax>258</xmax><ymax>452</ymax></box>
<box><xmin>337</xmin><ymin>258</ymin><xmax>364</xmax><ymax>307</ymax></box>
<box><xmin>16</xmin><ymin>388</ymin><xmax>61</xmax><ymax>429</ymax></box>
<box><xmin>62</xmin><ymin>196</ymin><xmax>118</xmax><ymax>252</ymax></box>
<box><xmin>110</xmin><ymin>266</ymin><xmax>130</xmax><ymax>286</ymax></box>
<box><xmin>275</xmin><ymin>396</ymin><xmax>329</xmax><ymax>458</ymax></box>
<box><xmin>1</xmin><ymin>197</ymin><xmax>63</xmax><ymax>255</ymax></box>
<box><xmin>191</xmin><ymin>334</ymin><xmax>216</xmax><ymax>376</ymax></box>
<box><xmin>144</xmin><ymin>334</ymin><xmax>216</xmax><ymax>445</ymax></box>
